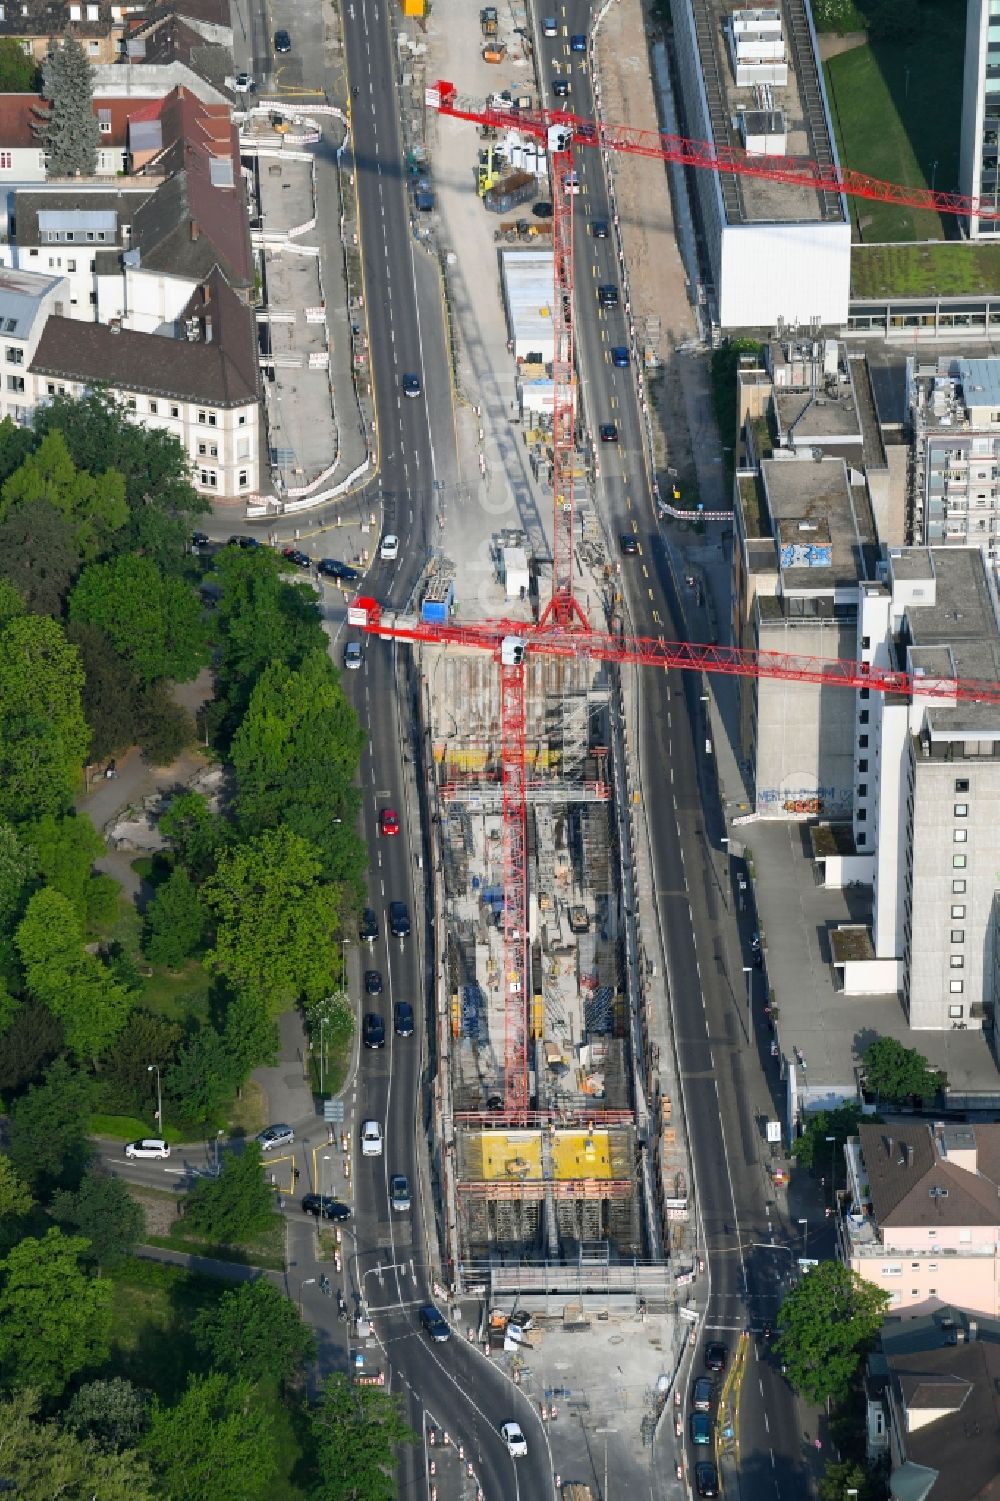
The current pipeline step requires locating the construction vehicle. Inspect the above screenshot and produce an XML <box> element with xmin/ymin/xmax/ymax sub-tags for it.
<box><xmin>476</xmin><ymin>142</ymin><xmax>506</xmax><ymax>196</ymax></box>
<box><xmin>483</xmin><ymin>42</ymin><xmax>507</xmax><ymax>63</ymax></box>
<box><xmin>494</xmin><ymin>219</ymin><xmax>553</xmax><ymax>241</ymax></box>
<box><xmin>480</xmin><ymin>5</ymin><xmax>498</xmax><ymax>35</ymax></box>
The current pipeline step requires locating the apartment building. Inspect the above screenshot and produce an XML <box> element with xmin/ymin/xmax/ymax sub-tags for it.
<box><xmin>844</xmin><ymin>1122</ymin><xmax>1000</xmax><ymax>1321</ymax></box>
<box><xmin>668</xmin><ymin>0</ymin><xmax>850</xmax><ymax>328</ymax></box>
<box><xmin>909</xmin><ymin>356</ymin><xmax>1000</xmax><ymax>560</ymax></box>
<box><xmin>0</xmin><ymin>264</ymin><xmax>69</xmax><ymax>423</ymax></box>
<box><xmin>960</xmin><ymin>0</ymin><xmax>1000</xmax><ymax>239</ymax></box>
<box><xmin>0</xmin><ymin>0</ymin><xmax>125</xmax><ymax>64</ymax></box>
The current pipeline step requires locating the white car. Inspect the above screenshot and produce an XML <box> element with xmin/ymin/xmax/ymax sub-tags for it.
<box><xmin>501</xmin><ymin>1422</ymin><xmax>527</xmax><ymax>1458</ymax></box>
<box><xmin>345</xmin><ymin>641</ymin><xmax>362</xmax><ymax>671</ymax></box>
<box><xmin>380</xmin><ymin>534</ymin><xmax>399</xmax><ymax>561</ymax></box>
<box><xmin>125</xmin><ymin>1138</ymin><xmax>170</xmax><ymax>1160</ymax></box>
<box><xmin>361</xmin><ymin>1120</ymin><xmax>383</xmax><ymax>1157</ymax></box>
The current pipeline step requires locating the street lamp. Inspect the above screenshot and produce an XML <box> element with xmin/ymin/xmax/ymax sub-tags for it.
<box><xmin>299</xmin><ymin>1276</ymin><xmax>316</xmax><ymax>1313</ymax></box>
<box><xmin>322</xmin><ymin>1153</ymin><xmax>331</xmax><ymax>1200</ymax></box>
<box><xmin>341</xmin><ymin>937</ymin><xmax>351</xmax><ymax>985</ymax></box>
<box><xmin>319</xmin><ymin>1013</ymin><xmax>327</xmax><ymax>1095</ymax></box>
<box><xmin>147</xmin><ymin>1064</ymin><xmax>162</xmax><ymax>1136</ymax></box>
<box><xmin>743</xmin><ymin>964</ymin><xmax>753</xmax><ymax>1042</ymax></box>
<box><xmin>825</xmin><ymin>1134</ymin><xmax>837</xmax><ymax>1207</ymax></box>
<box><xmin>798</xmin><ymin>1217</ymin><xmax>808</xmax><ymax>1258</ymax></box>
<box><xmin>214</xmin><ymin>1129</ymin><xmax>224</xmax><ymax>1176</ymax></box>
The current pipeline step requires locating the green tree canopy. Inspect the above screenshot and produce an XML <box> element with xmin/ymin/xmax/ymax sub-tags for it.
<box><xmin>220</xmin><ymin>985</ymin><xmax>280</xmax><ymax>1084</ymax></box>
<box><xmin>304</xmin><ymin>989</ymin><xmax>354</xmax><ymax>1055</ymax></box>
<box><xmin>204</xmin><ymin>828</ymin><xmax>344</xmax><ymax>1013</ymax></box>
<box><xmin>776</xmin><ymin>1261</ymin><xmax>891</xmax><ymax>1406</ymax></box>
<box><xmin>790</xmin><ymin>1103</ymin><xmax>864</xmax><ymax>1190</ymax></box>
<box><xmin>0</xmin><ymin>818</ymin><xmax>38</xmax><ymax>935</ymax></box>
<box><xmin>32</xmin><ymin>36</ymin><xmax>101</xmax><ymax>176</ymax></box>
<box><xmin>817</xmin><ymin>1457</ymin><xmax>880</xmax><ymax>1501</ymax></box>
<box><xmin>0</xmin><ymin>1227</ymin><xmax>112</xmax><ymax>1396</ymax></box>
<box><xmin>0</xmin><ymin>999</ymin><xmax>64</xmax><ymax>1095</ymax></box>
<box><xmin>0</xmin><ymin>614</ymin><xmax>89</xmax><ymax>821</ymax></box>
<box><xmin>25</xmin><ymin>811</ymin><xmax>106</xmax><ymax>927</ymax></box>
<box><xmin>142</xmin><ymin>1371</ymin><xmax>275</xmax><ymax>1501</ymax></box>
<box><xmin>863</xmin><ymin>1036</ymin><xmax>946</xmax><ymax>1103</ymax></box>
<box><xmin>193</xmin><ymin>1278</ymin><xmax>316</xmax><ymax>1386</ymax></box>
<box><xmin>6</xmin><ymin>1057</ymin><xmax>91</xmax><ymax>1194</ymax></box>
<box><xmin>0</xmin><ymin>1155</ymin><xmax>33</xmax><ymax>1219</ymax></box>
<box><xmin>0</xmin><ymin>1389</ymin><xmax>156</xmax><ymax>1500</ymax></box>
<box><xmin>0</xmin><ymin>496</ymin><xmax>82</xmax><ymax>614</ymax></box>
<box><xmin>70</xmin><ymin>553</ymin><xmax>208</xmax><ymax>686</ymax></box>
<box><xmin>231</xmin><ymin>648</ymin><xmax>366</xmax><ymax>890</ymax></box>
<box><xmin>35</xmin><ymin>391</ymin><xmax>209</xmax><ymax>567</ymax></box>
<box><xmin>52</xmin><ymin>1166</ymin><xmax>145</xmax><ymax>1270</ymax></box>
<box><xmin>166</xmin><ymin>1025</ymin><xmax>239</xmax><ymax>1130</ymax></box>
<box><xmin>134</xmin><ymin>679</ymin><xmax>195</xmax><ymax>765</ymax></box>
<box><xmin>96</xmin><ymin>1008</ymin><xmax>183</xmax><ymax>1118</ymax></box>
<box><xmin>159</xmin><ymin>791</ymin><xmax>229</xmax><ymax>881</ymax></box>
<box><xmin>67</xmin><ymin>620</ymin><xmax>141</xmax><ymax>762</ymax></box>
<box><xmin>144</xmin><ymin>866</ymin><xmax>208</xmax><ymax>967</ymax></box>
<box><xmin>1</xmin><ymin>429</ymin><xmax>127</xmax><ymax>560</ymax></box>
<box><xmin>182</xmin><ymin>1142</ymin><xmax>276</xmax><ymax>1244</ymax></box>
<box><xmin>63</xmin><ymin>1377</ymin><xmax>151</xmax><ymax>1453</ymax></box>
<box><xmin>0</xmin><ymin>36</ymin><xmax>38</xmax><ymax>88</ymax></box>
<box><xmin>0</xmin><ymin>575</ymin><xmax>24</xmax><ymax>628</ymax></box>
<box><xmin>309</xmin><ymin>1374</ymin><xmax>415</xmax><ymax>1501</ymax></box>
<box><xmin>16</xmin><ymin>886</ymin><xmax>133</xmax><ymax>1063</ymax></box>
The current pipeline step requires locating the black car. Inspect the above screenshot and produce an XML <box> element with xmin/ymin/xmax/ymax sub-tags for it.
<box><xmin>228</xmin><ymin>534</ymin><xmax>260</xmax><ymax>548</ymax></box>
<box><xmin>191</xmin><ymin>530</ymin><xmax>210</xmax><ymax>548</ymax></box>
<box><xmin>317</xmin><ymin>558</ymin><xmax>360</xmax><ymax>581</ymax></box>
<box><xmin>281</xmin><ymin>547</ymin><xmax>312</xmax><ymax>570</ymax></box>
<box><xmin>302</xmin><ymin>1194</ymin><xmax>351</xmax><ymax>1221</ymax></box>
<box><xmin>364</xmin><ymin>970</ymin><xmax>383</xmax><ymax>996</ymax></box>
<box><xmin>704</xmin><ymin>1341</ymin><xmax>727</xmax><ymax>1372</ymax></box>
<box><xmin>395</xmin><ymin>1001</ymin><xmax>414</xmax><ymax>1037</ymax></box>
<box><xmin>532</xmin><ymin>200</ymin><xmax>553</xmax><ymax>219</ymax></box>
<box><xmin>552</xmin><ymin>77</ymin><xmax>569</xmax><ymax>98</ymax></box>
<box><xmin>363</xmin><ymin>1013</ymin><xmax>385</xmax><ymax>1049</ymax></box>
<box><xmin>274</xmin><ymin>27</ymin><xmax>291</xmax><ymax>51</ymax></box>
<box><xmin>695</xmin><ymin>1461</ymin><xmax>720</xmax><ymax>1498</ymax></box>
<box><xmin>620</xmin><ymin>533</ymin><xmax>639</xmax><ymax>556</ymax></box>
<box><xmin>598</xmin><ymin>284</ymin><xmax>619</xmax><ymax>308</ymax></box>
<box><xmin>599</xmin><ymin>422</ymin><xmax>618</xmax><ymax>443</ymax></box>
<box><xmin>419</xmin><ymin>1304</ymin><xmax>450</xmax><ymax>1342</ymax></box>
<box><xmin>389</xmin><ymin>901</ymin><xmax>410</xmax><ymax>938</ymax></box>
<box><xmin>591</xmin><ymin>219</ymin><xmax>609</xmax><ymax>238</ymax></box>
<box><xmin>359</xmin><ymin>908</ymin><xmax>378</xmax><ymax>943</ymax></box>
<box><xmin>402</xmin><ymin>373</ymin><xmax>421</xmax><ymax>398</ymax></box>
<box><xmin>691</xmin><ymin>1375</ymin><xmax>714</xmax><ymax>1412</ymax></box>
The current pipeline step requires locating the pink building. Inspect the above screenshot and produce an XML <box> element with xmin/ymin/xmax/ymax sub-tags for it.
<box><xmin>844</xmin><ymin>1122</ymin><xmax>1000</xmax><ymax>1320</ymax></box>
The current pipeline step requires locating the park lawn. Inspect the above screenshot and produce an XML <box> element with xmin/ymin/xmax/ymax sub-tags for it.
<box><xmin>107</xmin><ymin>1257</ymin><xmax>309</xmax><ymax>1498</ymax></box>
<box><xmin>146</xmin><ymin>1209</ymin><xmax>288</xmax><ymax>1272</ymax></box>
<box><xmin>823</xmin><ymin>15</ymin><xmax>965</xmax><ymax>244</ymax></box>
<box><xmin>851</xmin><ymin>240</ymin><xmax>1000</xmax><ymax>297</ymax></box>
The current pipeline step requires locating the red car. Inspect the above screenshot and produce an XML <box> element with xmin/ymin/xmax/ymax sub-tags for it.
<box><xmin>380</xmin><ymin>808</ymin><xmax>400</xmax><ymax>836</ymax></box>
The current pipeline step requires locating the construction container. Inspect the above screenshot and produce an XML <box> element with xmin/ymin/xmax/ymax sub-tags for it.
<box><xmin>482</xmin><ymin>43</ymin><xmax>506</xmax><ymax>62</ymax></box>
<box><xmin>420</xmin><ymin>575</ymin><xmax>455</xmax><ymax>623</ymax></box>
<box><xmin>484</xmin><ymin>170</ymin><xmax>536</xmax><ymax>214</ymax></box>
<box><xmin>401</xmin><ymin>0</ymin><xmax>424</xmax><ymax>13</ymax></box>
<box><xmin>501</xmin><ymin>544</ymin><xmax>530</xmax><ymax>598</ymax></box>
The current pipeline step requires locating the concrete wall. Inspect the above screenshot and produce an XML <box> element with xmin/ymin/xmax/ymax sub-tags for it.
<box><xmin>753</xmin><ymin>612</ymin><xmax>857</xmax><ymax>817</ymax></box>
<box><xmin>717</xmin><ymin>220</ymin><xmax>852</xmax><ymax>331</ymax></box>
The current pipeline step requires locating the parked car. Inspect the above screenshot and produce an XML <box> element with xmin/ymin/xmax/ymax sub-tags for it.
<box><xmin>359</xmin><ymin>907</ymin><xmax>379</xmax><ymax>942</ymax></box>
<box><xmin>691</xmin><ymin>1376</ymin><xmax>714</xmax><ymax>1412</ymax></box>
<box><xmin>695</xmin><ymin>1461</ymin><xmax>720</xmax><ymax>1498</ymax></box>
<box><xmin>532</xmin><ymin>200</ymin><xmax>553</xmax><ymax>219</ymax></box>
<box><xmin>501</xmin><ymin>1422</ymin><xmax>528</xmax><ymax>1458</ymax></box>
<box><xmin>390</xmin><ymin>1174</ymin><xmax>411</xmax><ymax>1212</ymax></box>
<box><xmin>704</xmin><ymin>1341</ymin><xmax>728</xmax><ymax>1372</ymax></box>
<box><xmin>389</xmin><ymin>900</ymin><xmax>410</xmax><ymax>937</ymax></box>
<box><xmin>191</xmin><ymin>530</ymin><xmax>210</xmax><ymax>549</ymax></box>
<box><xmin>363</xmin><ymin>1013</ymin><xmax>386</xmax><ymax>1049</ymax></box>
<box><xmin>360</xmin><ymin>1120</ymin><xmax>383</xmax><ymax>1157</ymax></box>
<box><xmin>689</xmin><ymin>1412</ymin><xmax>712</xmax><ymax>1446</ymax></box>
<box><xmin>419</xmin><ymin>1303</ymin><xmax>450</xmax><ymax>1341</ymax></box>
<box><xmin>274</xmin><ymin>27</ymin><xmax>291</xmax><ymax>52</ymax></box>
<box><xmin>233</xmin><ymin>71</ymin><xmax>256</xmax><ymax>92</ymax></box>
<box><xmin>124</xmin><ymin>1138</ymin><xmax>170</xmax><ymax>1159</ymax></box>
<box><xmin>281</xmin><ymin>547</ymin><xmax>312</xmax><ymax>570</ymax></box>
<box><xmin>302</xmin><ymin>1194</ymin><xmax>351</xmax><ymax>1221</ymax></box>
<box><xmin>380</xmin><ymin>808</ymin><xmax>400</xmax><ymax>836</ymax></box>
<box><xmin>257</xmin><ymin>1124</ymin><xmax>294</xmax><ymax>1152</ymax></box>
<box><xmin>318</xmin><ymin>557</ymin><xmax>360</xmax><ymax>581</ymax></box>
<box><xmin>599</xmin><ymin>422</ymin><xmax>619</xmax><ymax>443</ymax></box>
<box><xmin>394</xmin><ymin>1001</ymin><xmax>415</xmax><ymax>1037</ymax></box>
<box><xmin>228</xmin><ymin>534</ymin><xmax>260</xmax><ymax>548</ymax></box>
<box><xmin>365</xmin><ymin>970</ymin><xmax>384</xmax><ymax>995</ymax></box>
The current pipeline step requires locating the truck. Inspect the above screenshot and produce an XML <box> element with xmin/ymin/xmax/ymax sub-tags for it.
<box><xmin>483</xmin><ymin>169</ymin><xmax>536</xmax><ymax>214</ymax></box>
<box><xmin>480</xmin><ymin>5</ymin><xmax>498</xmax><ymax>34</ymax></box>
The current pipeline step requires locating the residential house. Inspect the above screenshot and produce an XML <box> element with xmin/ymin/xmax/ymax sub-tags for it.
<box><xmin>0</xmin><ymin>0</ymin><xmax>126</xmax><ymax>65</ymax></box>
<box><xmin>124</xmin><ymin>0</ymin><xmax>234</xmax><ymax>97</ymax></box>
<box><xmin>0</xmin><ymin>263</ymin><xmax>68</xmax><ymax>424</ymax></box>
<box><xmin>0</xmin><ymin>92</ymin><xmax>133</xmax><ymax>184</ymax></box>
<box><xmin>9</xmin><ymin>185</ymin><xmax>153</xmax><ymax>318</ymax></box>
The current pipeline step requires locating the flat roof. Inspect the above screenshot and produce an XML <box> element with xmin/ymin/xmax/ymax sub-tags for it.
<box><xmin>773</xmin><ymin>385</ymin><xmax>862</xmax><ymax>444</ymax></box>
<box><xmin>688</xmin><ymin>0</ymin><xmax>844</xmax><ymax>226</ymax></box>
<box><xmin>759</xmin><ymin>456</ymin><xmax>874</xmax><ymax>588</ymax></box>
<box><xmin>500</xmin><ymin>248</ymin><xmax>554</xmax><ymax>346</ymax></box>
<box><xmin>903</xmin><ymin>549</ymin><xmax>1000</xmax><ymax>734</ymax></box>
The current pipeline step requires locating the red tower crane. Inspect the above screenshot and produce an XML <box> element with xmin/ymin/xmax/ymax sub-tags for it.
<box><xmin>364</xmin><ymin>86</ymin><xmax>1000</xmax><ymax>1117</ymax></box>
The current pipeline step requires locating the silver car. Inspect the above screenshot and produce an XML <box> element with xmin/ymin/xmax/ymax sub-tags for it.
<box><xmin>257</xmin><ymin>1124</ymin><xmax>294</xmax><ymax>1152</ymax></box>
<box><xmin>390</xmin><ymin>1174</ymin><xmax>411</xmax><ymax>1212</ymax></box>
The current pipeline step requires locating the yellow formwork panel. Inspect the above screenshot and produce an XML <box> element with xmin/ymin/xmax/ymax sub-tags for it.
<box><xmin>479</xmin><ymin>1131</ymin><xmax>543</xmax><ymax>1183</ymax></box>
<box><xmin>551</xmin><ymin>1129</ymin><xmax>614</xmax><ymax>1181</ymax></box>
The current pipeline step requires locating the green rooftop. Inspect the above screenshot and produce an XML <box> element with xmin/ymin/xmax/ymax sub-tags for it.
<box><xmin>851</xmin><ymin>241</ymin><xmax>1000</xmax><ymax>299</ymax></box>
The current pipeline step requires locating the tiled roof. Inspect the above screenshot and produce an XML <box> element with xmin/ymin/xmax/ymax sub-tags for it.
<box><xmin>0</xmin><ymin>0</ymin><xmax>115</xmax><ymax>38</ymax></box>
<box><xmin>859</xmin><ymin>1123</ymin><xmax>1000</xmax><ymax>1228</ymax></box>
<box><xmin>885</xmin><ymin>1336</ymin><xmax>1000</xmax><ymax>1501</ymax></box>
<box><xmin>0</xmin><ymin>93</ymin><xmax>139</xmax><ymax>149</ymax></box>
<box><xmin>30</xmin><ymin>269</ymin><xmax>259</xmax><ymax>406</ymax></box>
<box><xmin>14</xmin><ymin>186</ymin><xmax>153</xmax><ymax>244</ymax></box>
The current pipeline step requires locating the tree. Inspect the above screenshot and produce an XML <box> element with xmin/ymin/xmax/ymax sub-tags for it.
<box><xmin>52</xmin><ymin>1166</ymin><xmax>144</xmax><ymax>1270</ymax></box>
<box><xmin>16</xmin><ymin>887</ymin><xmax>133</xmax><ymax>1063</ymax></box>
<box><xmin>144</xmin><ymin>866</ymin><xmax>208</xmax><ymax>967</ymax></box>
<box><xmin>183</xmin><ymin>1143</ymin><xmax>275</xmax><ymax>1244</ymax></box>
<box><xmin>70</xmin><ymin>554</ymin><xmax>208</xmax><ymax>686</ymax></box>
<box><xmin>134</xmin><ymin>679</ymin><xmax>195</xmax><ymax>765</ymax></box>
<box><xmin>776</xmin><ymin>1261</ymin><xmax>891</xmax><ymax>1406</ymax></box>
<box><xmin>818</xmin><ymin>1457</ymin><xmax>880</xmax><ymax>1501</ymax></box>
<box><xmin>35</xmin><ymin>391</ymin><xmax>209</xmax><ymax>568</ymax></box>
<box><xmin>0</xmin><ymin>575</ymin><xmax>24</xmax><ymax>629</ymax></box>
<box><xmin>63</xmin><ymin>1378</ymin><xmax>151</xmax><ymax>1452</ymax></box>
<box><xmin>1</xmin><ymin>429</ymin><xmax>126</xmax><ymax>561</ymax></box>
<box><xmin>790</xmin><ymin>1103</ymin><xmax>864</xmax><ymax>1190</ymax></box>
<box><xmin>304</xmin><ymin>990</ymin><xmax>355</xmax><ymax>1068</ymax></box>
<box><xmin>25</xmin><ymin>811</ymin><xmax>106</xmax><ymax>927</ymax></box>
<box><xmin>0</xmin><ymin>496</ymin><xmax>81</xmax><ymax>614</ymax></box>
<box><xmin>863</xmin><ymin>1037</ymin><xmax>947</xmax><ymax>1103</ymax></box>
<box><xmin>32</xmin><ymin>36</ymin><xmax>101</xmax><ymax>176</ymax></box>
<box><xmin>0</xmin><ymin>1389</ymin><xmax>156</xmax><ymax>1500</ymax></box>
<box><xmin>6</xmin><ymin>1057</ymin><xmax>92</xmax><ymax>1194</ymax></box>
<box><xmin>193</xmin><ymin>1278</ymin><xmax>316</xmax><ymax>1386</ymax></box>
<box><xmin>0</xmin><ymin>1156</ymin><xmax>33</xmax><ymax>1219</ymax></box>
<box><xmin>231</xmin><ymin>649</ymin><xmax>367</xmax><ymax>890</ymax></box>
<box><xmin>143</xmin><ymin>1371</ymin><xmax>275</xmax><ymax>1501</ymax></box>
<box><xmin>166</xmin><ymin>1026</ymin><xmax>238</xmax><ymax>1130</ymax></box>
<box><xmin>67</xmin><ymin>620</ymin><xmax>141</xmax><ymax>762</ymax></box>
<box><xmin>0</xmin><ymin>818</ymin><xmax>38</xmax><ymax>935</ymax></box>
<box><xmin>96</xmin><ymin>1009</ymin><xmax>183</xmax><ymax>1117</ymax></box>
<box><xmin>159</xmin><ymin>791</ymin><xmax>228</xmax><ymax>881</ymax></box>
<box><xmin>0</xmin><ymin>36</ymin><xmax>38</xmax><ymax>89</ymax></box>
<box><xmin>309</xmin><ymin>1374</ymin><xmax>415</xmax><ymax>1501</ymax></box>
<box><xmin>204</xmin><ymin>829</ymin><xmax>344</xmax><ymax>1014</ymax></box>
<box><xmin>0</xmin><ymin>999</ymin><xmax>64</xmax><ymax>1095</ymax></box>
<box><xmin>0</xmin><ymin>614</ymin><xmax>89</xmax><ymax>821</ymax></box>
<box><xmin>0</xmin><ymin>1227</ymin><xmax>112</xmax><ymax>1395</ymax></box>
<box><xmin>221</xmin><ymin>985</ymin><xmax>280</xmax><ymax>1082</ymax></box>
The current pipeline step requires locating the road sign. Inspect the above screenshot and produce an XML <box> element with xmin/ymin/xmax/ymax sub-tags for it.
<box><xmin>324</xmin><ymin>1098</ymin><xmax>345</xmax><ymax>1122</ymax></box>
<box><xmin>766</xmin><ymin>1120</ymin><xmax>782</xmax><ymax>1144</ymax></box>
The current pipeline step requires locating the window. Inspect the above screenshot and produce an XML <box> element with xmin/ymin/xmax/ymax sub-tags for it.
<box><xmin>955</xmin><ymin>803</ymin><xmax>969</xmax><ymax>817</ymax></box>
<box><xmin>5</xmin><ymin>346</ymin><xmax>22</xmax><ymax>365</ymax></box>
<box><xmin>857</xmin><ymin>833</ymin><xmax>866</xmax><ymax>846</ymax></box>
<box><xmin>87</xmin><ymin>1</ymin><xmax>98</xmax><ymax>16</ymax></box>
<box><xmin>69</xmin><ymin>1</ymin><xmax>79</xmax><ymax>16</ymax></box>
<box><xmin>860</xmin><ymin>687</ymin><xmax>870</xmax><ymax>700</ymax></box>
<box><xmin>98</xmin><ymin>108</ymin><xmax>111</xmax><ymax>135</ymax></box>
<box><xmin>950</xmin><ymin>980</ymin><xmax>964</xmax><ymax>994</ymax></box>
<box><xmin>861</xmin><ymin>636</ymin><xmax>871</xmax><ymax>650</ymax></box>
<box><xmin>5</xmin><ymin>374</ymin><xmax>23</xmax><ymax>392</ymax></box>
<box><xmin>238</xmin><ymin>469</ymin><xmax>248</xmax><ymax>488</ymax></box>
<box><xmin>148</xmin><ymin>399</ymin><xmax>157</xmax><ymax>414</ymax></box>
<box><xmin>859</xmin><ymin>734</ymin><xmax>869</xmax><ymax>748</ymax></box>
<box><xmin>951</xmin><ymin>929</ymin><xmax>965</xmax><ymax>943</ymax></box>
<box><xmin>953</xmin><ymin>854</ymin><xmax>967</xmax><ymax>868</ymax></box>
<box><xmin>954</xmin><ymin>829</ymin><xmax>968</xmax><ymax>843</ymax></box>
<box><xmin>858</xmin><ymin>783</ymin><xmax>868</xmax><ymax>797</ymax></box>
<box><xmin>238</xmin><ymin>412</ymin><xmax>247</xmax><ymax>426</ymax></box>
<box><xmin>126</xmin><ymin>396</ymin><xmax>136</xmax><ymax>410</ymax></box>
<box><xmin>956</xmin><ymin>778</ymin><xmax>970</xmax><ymax>792</ymax></box>
<box><xmin>950</xmin><ymin>956</ymin><xmax>964</xmax><ymax>968</ymax></box>
<box><xmin>66</xmin><ymin>258</ymin><xmax>75</xmax><ymax>272</ymax></box>
<box><xmin>929</xmin><ymin>1264</ymin><xmax>938</xmax><ymax>1271</ymax></box>
<box><xmin>207</xmin><ymin>412</ymin><xmax>217</xmax><ymax>427</ymax></box>
<box><xmin>881</xmin><ymin>1265</ymin><xmax>902</xmax><ymax>1276</ymax></box>
<box><xmin>953</xmin><ymin>883</ymin><xmax>966</xmax><ymax>896</ymax></box>
<box><xmin>857</xmin><ymin>808</ymin><xmax>867</xmax><ymax>821</ymax></box>
<box><xmin>199</xmin><ymin>469</ymin><xmax>217</xmax><ymax>489</ymax></box>
<box><xmin>197</xmin><ymin>409</ymin><xmax>206</xmax><ymax>424</ymax></box>
<box><xmin>952</xmin><ymin>905</ymin><xmax>966</xmax><ymax>918</ymax></box>
<box><xmin>88</xmin><ymin>40</ymin><xmax>99</xmax><ymax>55</ymax></box>
<box><xmin>949</xmin><ymin>1004</ymin><xmax>964</xmax><ymax>1018</ymax></box>
<box><xmin>911</xmin><ymin>1262</ymin><xmax>919</xmax><ymax>1270</ymax></box>
<box><xmin>860</xmin><ymin>710</ymin><xmax>869</xmax><ymax>724</ymax></box>
<box><xmin>170</xmin><ymin>405</ymin><xmax>179</xmax><ymax>419</ymax></box>
<box><xmin>0</xmin><ymin>152</ymin><xmax>10</xmax><ymax>171</ymax></box>
<box><xmin>858</xmin><ymin>758</ymin><xmax>868</xmax><ymax>772</ymax></box>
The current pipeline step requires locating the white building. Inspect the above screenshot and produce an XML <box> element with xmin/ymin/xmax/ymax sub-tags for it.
<box><xmin>909</xmin><ymin>356</ymin><xmax>1000</xmax><ymax>559</ymax></box>
<box><xmin>500</xmin><ymin>248</ymin><xmax>555</xmax><ymax>364</ymax></box>
<box><xmin>668</xmin><ymin>0</ymin><xmax>851</xmax><ymax>329</ymax></box>
<box><xmin>0</xmin><ymin>265</ymin><xmax>71</xmax><ymax>425</ymax></box>
<box><xmin>959</xmin><ymin>0</ymin><xmax>1000</xmax><ymax>239</ymax></box>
